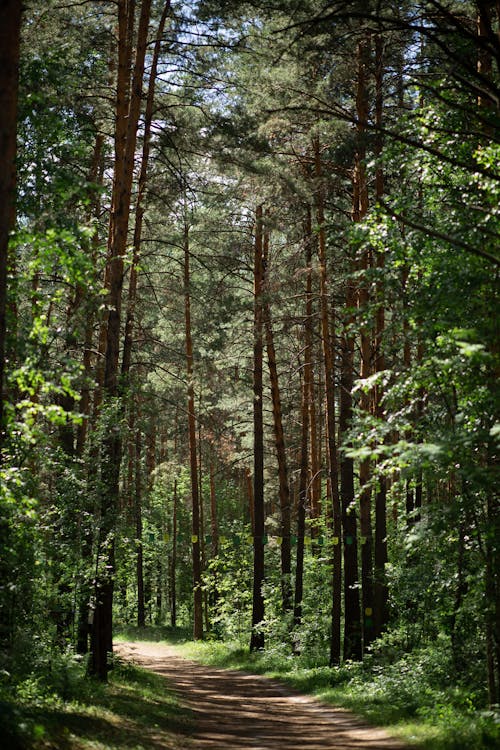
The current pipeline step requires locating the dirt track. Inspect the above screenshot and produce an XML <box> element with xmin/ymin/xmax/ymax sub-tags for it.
<box><xmin>115</xmin><ymin>641</ymin><xmax>408</xmax><ymax>750</ymax></box>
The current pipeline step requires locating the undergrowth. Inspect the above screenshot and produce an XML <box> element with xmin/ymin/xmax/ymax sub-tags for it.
<box><xmin>0</xmin><ymin>641</ymin><xmax>190</xmax><ymax>749</ymax></box>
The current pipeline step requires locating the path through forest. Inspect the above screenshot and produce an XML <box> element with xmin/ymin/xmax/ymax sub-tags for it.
<box><xmin>115</xmin><ymin>641</ymin><xmax>409</xmax><ymax>749</ymax></box>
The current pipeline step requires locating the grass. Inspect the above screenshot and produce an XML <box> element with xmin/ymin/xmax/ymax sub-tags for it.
<box><xmin>115</xmin><ymin>629</ymin><xmax>500</xmax><ymax>750</ymax></box>
<box><xmin>4</xmin><ymin>627</ymin><xmax>499</xmax><ymax>749</ymax></box>
<box><xmin>0</xmin><ymin>653</ymin><xmax>192</xmax><ymax>749</ymax></box>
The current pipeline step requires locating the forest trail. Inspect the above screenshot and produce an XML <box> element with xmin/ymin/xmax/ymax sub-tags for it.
<box><xmin>115</xmin><ymin>641</ymin><xmax>409</xmax><ymax>750</ymax></box>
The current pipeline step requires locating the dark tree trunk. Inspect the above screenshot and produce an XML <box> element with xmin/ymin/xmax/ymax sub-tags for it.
<box><xmin>170</xmin><ymin>479</ymin><xmax>178</xmax><ymax>628</ymax></box>
<box><xmin>0</xmin><ymin>0</ymin><xmax>22</xmax><ymax>454</ymax></box>
<box><xmin>313</xmin><ymin>140</ymin><xmax>341</xmax><ymax>666</ymax></box>
<box><xmin>89</xmin><ymin>0</ymin><xmax>151</xmax><ymax>681</ymax></box>
<box><xmin>121</xmin><ymin>0</ymin><xmax>170</xmax><ymax>378</ymax></box>
<box><xmin>250</xmin><ymin>205</ymin><xmax>265</xmax><ymax>652</ymax></box>
<box><xmin>355</xmin><ymin>35</ymin><xmax>375</xmax><ymax>654</ymax></box>
<box><xmin>293</xmin><ymin>213</ymin><xmax>313</xmax><ymax>630</ymax></box>
<box><xmin>184</xmin><ymin>218</ymin><xmax>203</xmax><ymax>641</ymax></box>
<box><xmin>135</xmin><ymin>421</ymin><xmax>145</xmax><ymax>628</ymax></box>
<box><xmin>263</xmin><ymin>230</ymin><xmax>292</xmax><ymax>612</ymax></box>
<box><xmin>340</xmin><ymin>278</ymin><xmax>362</xmax><ymax>662</ymax></box>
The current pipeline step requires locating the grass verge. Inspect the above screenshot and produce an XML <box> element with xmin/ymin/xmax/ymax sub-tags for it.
<box><xmin>0</xmin><ymin>652</ymin><xmax>192</xmax><ymax>749</ymax></box>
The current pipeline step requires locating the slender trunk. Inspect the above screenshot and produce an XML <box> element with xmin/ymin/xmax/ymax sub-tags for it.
<box><xmin>263</xmin><ymin>230</ymin><xmax>292</xmax><ymax>611</ymax></box>
<box><xmin>0</xmin><ymin>0</ymin><xmax>22</xmax><ymax>454</ymax></box>
<box><xmin>293</xmin><ymin>372</ymin><xmax>309</xmax><ymax>633</ymax></box>
<box><xmin>313</xmin><ymin>139</ymin><xmax>341</xmax><ymax>665</ymax></box>
<box><xmin>135</xmin><ymin>421</ymin><xmax>145</xmax><ymax>627</ymax></box>
<box><xmin>340</xmin><ymin>275</ymin><xmax>362</xmax><ymax>661</ymax></box>
<box><xmin>355</xmin><ymin>36</ymin><xmax>375</xmax><ymax>654</ymax></box>
<box><xmin>208</xmin><ymin>462</ymin><xmax>219</xmax><ymax>554</ymax></box>
<box><xmin>198</xmin><ymin>418</ymin><xmax>210</xmax><ymax>633</ymax></box>
<box><xmin>294</xmin><ymin>214</ymin><xmax>313</xmax><ymax>629</ymax></box>
<box><xmin>209</xmin><ymin>462</ymin><xmax>219</xmax><ymax>614</ymax></box>
<box><xmin>121</xmin><ymin>1</ymin><xmax>170</xmax><ymax>377</ymax></box>
<box><xmin>245</xmin><ymin>466</ymin><xmax>255</xmax><ymax>532</ymax></box>
<box><xmin>155</xmin><ymin>559</ymin><xmax>162</xmax><ymax>625</ymax></box>
<box><xmin>309</xmin><ymin>362</ymin><xmax>321</xmax><ymax>525</ymax></box>
<box><xmin>90</xmin><ymin>0</ymin><xmax>151</xmax><ymax>680</ymax></box>
<box><xmin>250</xmin><ymin>205</ymin><xmax>265</xmax><ymax>652</ymax></box>
<box><xmin>146</xmin><ymin>419</ymin><xmax>156</xmax><ymax>487</ymax></box>
<box><xmin>170</xmin><ymin>479</ymin><xmax>177</xmax><ymax>628</ymax></box>
<box><xmin>184</xmin><ymin>218</ymin><xmax>203</xmax><ymax>640</ymax></box>
<box><xmin>373</xmin><ymin>33</ymin><xmax>389</xmax><ymax>639</ymax></box>
<box><xmin>373</xmin><ymin>475</ymin><xmax>389</xmax><ymax>638</ymax></box>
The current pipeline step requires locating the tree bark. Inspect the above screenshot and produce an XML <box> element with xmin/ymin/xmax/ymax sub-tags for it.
<box><xmin>263</xmin><ymin>229</ymin><xmax>292</xmax><ymax>612</ymax></box>
<box><xmin>313</xmin><ymin>138</ymin><xmax>342</xmax><ymax>666</ymax></box>
<box><xmin>184</xmin><ymin>217</ymin><xmax>203</xmax><ymax>641</ymax></box>
<box><xmin>355</xmin><ymin>36</ymin><xmax>375</xmax><ymax>654</ymax></box>
<box><xmin>121</xmin><ymin>0</ymin><xmax>171</xmax><ymax>377</ymax></box>
<box><xmin>135</xmin><ymin>447</ymin><xmax>145</xmax><ymax>628</ymax></box>
<box><xmin>170</xmin><ymin>479</ymin><xmax>178</xmax><ymax>628</ymax></box>
<box><xmin>0</xmin><ymin>0</ymin><xmax>22</xmax><ymax>454</ymax></box>
<box><xmin>89</xmin><ymin>0</ymin><xmax>152</xmax><ymax>681</ymax></box>
<box><xmin>293</xmin><ymin>213</ymin><xmax>313</xmax><ymax>630</ymax></box>
<box><xmin>250</xmin><ymin>205</ymin><xmax>265</xmax><ymax>652</ymax></box>
<box><xmin>373</xmin><ymin>32</ymin><xmax>389</xmax><ymax>641</ymax></box>
<box><xmin>340</xmin><ymin>275</ymin><xmax>362</xmax><ymax>662</ymax></box>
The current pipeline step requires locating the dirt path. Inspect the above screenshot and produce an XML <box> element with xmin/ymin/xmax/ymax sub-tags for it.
<box><xmin>115</xmin><ymin>641</ymin><xmax>408</xmax><ymax>750</ymax></box>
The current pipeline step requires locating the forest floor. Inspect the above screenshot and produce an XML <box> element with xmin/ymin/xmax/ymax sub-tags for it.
<box><xmin>115</xmin><ymin>640</ymin><xmax>409</xmax><ymax>749</ymax></box>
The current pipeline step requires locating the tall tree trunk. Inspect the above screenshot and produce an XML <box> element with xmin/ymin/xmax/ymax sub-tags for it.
<box><xmin>245</xmin><ymin>466</ymin><xmax>255</xmax><ymax>532</ymax></box>
<box><xmin>263</xmin><ymin>229</ymin><xmax>292</xmax><ymax>612</ymax></box>
<box><xmin>77</xmin><ymin>134</ymin><xmax>104</xmax><ymax>456</ymax></box>
<box><xmin>121</xmin><ymin>0</ymin><xmax>170</xmax><ymax>377</ymax></box>
<box><xmin>293</xmin><ymin>213</ymin><xmax>313</xmax><ymax>630</ymax></box>
<box><xmin>0</xmin><ymin>0</ymin><xmax>22</xmax><ymax>454</ymax></box>
<box><xmin>184</xmin><ymin>218</ymin><xmax>203</xmax><ymax>641</ymax></box>
<box><xmin>209</xmin><ymin>463</ymin><xmax>219</xmax><ymax>558</ymax></box>
<box><xmin>250</xmin><ymin>205</ymin><xmax>265</xmax><ymax>652</ymax></box>
<box><xmin>340</xmin><ymin>276</ymin><xmax>362</xmax><ymax>662</ymax></box>
<box><xmin>135</xmin><ymin>414</ymin><xmax>145</xmax><ymax>628</ymax></box>
<box><xmin>209</xmin><ymin>462</ymin><xmax>219</xmax><ymax>615</ymax></box>
<box><xmin>170</xmin><ymin>479</ymin><xmax>178</xmax><ymax>628</ymax></box>
<box><xmin>313</xmin><ymin>138</ymin><xmax>341</xmax><ymax>666</ymax></box>
<box><xmin>477</xmin><ymin>1</ymin><xmax>500</xmax><ymax>704</ymax></box>
<box><xmin>197</xmin><ymin>417</ymin><xmax>210</xmax><ymax>633</ymax></box>
<box><xmin>373</xmin><ymin>32</ymin><xmax>389</xmax><ymax>641</ymax></box>
<box><xmin>89</xmin><ymin>0</ymin><xmax>151</xmax><ymax>681</ymax></box>
<box><xmin>355</xmin><ymin>36</ymin><xmax>375</xmax><ymax>653</ymax></box>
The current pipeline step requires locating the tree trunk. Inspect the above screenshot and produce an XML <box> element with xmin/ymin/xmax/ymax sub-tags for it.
<box><xmin>184</xmin><ymin>218</ymin><xmax>203</xmax><ymax>641</ymax></box>
<box><xmin>355</xmin><ymin>36</ymin><xmax>375</xmax><ymax>654</ymax></box>
<box><xmin>245</xmin><ymin>466</ymin><xmax>255</xmax><ymax>532</ymax></box>
<box><xmin>89</xmin><ymin>0</ymin><xmax>151</xmax><ymax>681</ymax></box>
<box><xmin>373</xmin><ymin>32</ymin><xmax>389</xmax><ymax>640</ymax></box>
<box><xmin>263</xmin><ymin>229</ymin><xmax>292</xmax><ymax>612</ymax></box>
<box><xmin>340</xmin><ymin>276</ymin><xmax>362</xmax><ymax>662</ymax></box>
<box><xmin>0</xmin><ymin>0</ymin><xmax>22</xmax><ymax>454</ymax></box>
<box><xmin>250</xmin><ymin>205</ymin><xmax>265</xmax><ymax>652</ymax></box>
<box><xmin>313</xmin><ymin>139</ymin><xmax>342</xmax><ymax>666</ymax></box>
<box><xmin>135</xmin><ymin>418</ymin><xmax>145</xmax><ymax>628</ymax></box>
<box><xmin>121</xmin><ymin>0</ymin><xmax>170</xmax><ymax>377</ymax></box>
<box><xmin>293</xmin><ymin>214</ymin><xmax>313</xmax><ymax>630</ymax></box>
<box><xmin>170</xmin><ymin>479</ymin><xmax>178</xmax><ymax>628</ymax></box>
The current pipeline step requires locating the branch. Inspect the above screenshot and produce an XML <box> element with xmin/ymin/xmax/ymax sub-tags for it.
<box><xmin>379</xmin><ymin>199</ymin><xmax>500</xmax><ymax>266</ymax></box>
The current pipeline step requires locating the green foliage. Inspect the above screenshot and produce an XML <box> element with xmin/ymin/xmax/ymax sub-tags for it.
<box><xmin>0</xmin><ymin>649</ymin><xmax>190</xmax><ymax>750</ymax></box>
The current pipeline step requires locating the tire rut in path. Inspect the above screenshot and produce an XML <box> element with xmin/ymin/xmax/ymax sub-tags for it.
<box><xmin>115</xmin><ymin>641</ymin><xmax>408</xmax><ymax>750</ymax></box>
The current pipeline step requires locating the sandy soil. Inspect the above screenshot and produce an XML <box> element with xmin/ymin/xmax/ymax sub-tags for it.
<box><xmin>115</xmin><ymin>641</ymin><xmax>409</xmax><ymax>750</ymax></box>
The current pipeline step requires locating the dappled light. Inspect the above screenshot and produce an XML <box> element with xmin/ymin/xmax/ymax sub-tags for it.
<box><xmin>116</xmin><ymin>641</ymin><xmax>408</xmax><ymax>749</ymax></box>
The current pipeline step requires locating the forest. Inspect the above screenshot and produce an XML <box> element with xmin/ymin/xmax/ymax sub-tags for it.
<box><xmin>0</xmin><ymin>0</ymin><xmax>499</xmax><ymax>748</ymax></box>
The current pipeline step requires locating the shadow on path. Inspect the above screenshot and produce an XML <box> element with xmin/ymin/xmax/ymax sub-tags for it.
<box><xmin>116</xmin><ymin>641</ymin><xmax>409</xmax><ymax>750</ymax></box>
